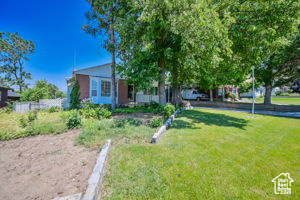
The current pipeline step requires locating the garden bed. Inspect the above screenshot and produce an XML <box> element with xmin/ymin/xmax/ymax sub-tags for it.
<box><xmin>0</xmin><ymin>129</ymin><xmax>98</xmax><ymax>200</ymax></box>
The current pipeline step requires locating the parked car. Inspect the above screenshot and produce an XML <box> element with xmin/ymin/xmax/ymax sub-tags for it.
<box><xmin>181</xmin><ymin>90</ymin><xmax>208</xmax><ymax>101</ymax></box>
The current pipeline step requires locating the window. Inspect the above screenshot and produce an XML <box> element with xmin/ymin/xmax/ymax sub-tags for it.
<box><xmin>101</xmin><ymin>81</ymin><xmax>111</xmax><ymax>97</ymax></box>
<box><xmin>192</xmin><ymin>91</ymin><xmax>197</xmax><ymax>94</ymax></box>
<box><xmin>91</xmin><ymin>80</ymin><xmax>97</xmax><ymax>96</ymax></box>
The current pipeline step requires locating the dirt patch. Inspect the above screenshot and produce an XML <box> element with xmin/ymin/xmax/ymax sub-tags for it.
<box><xmin>0</xmin><ymin>130</ymin><xmax>98</xmax><ymax>200</ymax></box>
<box><xmin>112</xmin><ymin>113</ymin><xmax>158</xmax><ymax>122</ymax></box>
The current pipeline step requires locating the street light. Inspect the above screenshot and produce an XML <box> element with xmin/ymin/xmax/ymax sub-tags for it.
<box><xmin>251</xmin><ymin>66</ymin><xmax>255</xmax><ymax>115</ymax></box>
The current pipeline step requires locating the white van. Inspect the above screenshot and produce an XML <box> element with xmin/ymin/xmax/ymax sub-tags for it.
<box><xmin>181</xmin><ymin>89</ymin><xmax>208</xmax><ymax>101</ymax></box>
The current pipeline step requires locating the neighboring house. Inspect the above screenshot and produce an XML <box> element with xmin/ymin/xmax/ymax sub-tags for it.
<box><xmin>0</xmin><ymin>86</ymin><xmax>20</xmax><ymax>108</ymax></box>
<box><xmin>66</xmin><ymin>63</ymin><xmax>172</xmax><ymax>105</ymax></box>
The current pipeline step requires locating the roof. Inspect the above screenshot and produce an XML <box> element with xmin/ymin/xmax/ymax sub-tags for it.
<box><xmin>272</xmin><ymin>173</ymin><xmax>294</xmax><ymax>182</ymax></box>
<box><xmin>0</xmin><ymin>85</ymin><xmax>12</xmax><ymax>90</ymax></box>
<box><xmin>73</xmin><ymin>63</ymin><xmax>112</xmax><ymax>73</ymax></box>
<box><xmin>8</xmin><ymin>90</ymin><xmax>20</xmax><ymax>98</ymax></box>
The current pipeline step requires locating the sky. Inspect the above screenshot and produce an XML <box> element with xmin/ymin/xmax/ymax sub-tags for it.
<box><xmin>0</xmin><ymin>0</ymin><xmax>111</xmax><ymax>92</ymax></box>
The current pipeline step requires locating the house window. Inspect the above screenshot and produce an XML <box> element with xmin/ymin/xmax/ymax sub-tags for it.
<box><xmin>101</xmin><ymin>81</ymin><xmax>111</xmax><ymax>97</ymax></box>
<box><xmin>91</xmin><ymin>80</ymin><xmax>97</xmax><ymax>96</ymax></box>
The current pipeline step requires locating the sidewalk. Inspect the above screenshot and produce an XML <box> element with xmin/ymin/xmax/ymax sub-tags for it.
<box><xmin>193</xmin><ymin>106</ymin><xmax>300</xmax><ymax>119</ymax></box>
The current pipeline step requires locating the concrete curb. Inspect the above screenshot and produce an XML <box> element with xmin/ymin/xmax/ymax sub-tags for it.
<box><xmin>81</xmin><ymin>139</ymin><xmax>111</xmax><ymax>200</ymax></box>
<box><xmin>151</xmin><ymin>107</ymin><xmax>191</xmax><ymax>143</ymax></box>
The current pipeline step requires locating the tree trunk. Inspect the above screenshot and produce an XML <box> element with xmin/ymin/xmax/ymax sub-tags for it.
<box><xmin>111</xmin><ymin>28</ymin><xmax>117</xmax><ymax>110</ymax></box>
<box><xmin>158</xmin><ymin>68</ymin><xmax>166</xmax><ymax>105</ymax></box>
<box><xmin>172</xmin><ymin>84</ymin><xmax>182</xmax><ymax>107</ymax></box>
<box><xmin>222</xmin><ymin>87</ymin><xmax>225</xmax><ymax>101</ymax></box>
<box><xmin>209</xmin><ymin>89</ymin><xmax>213</xmax><ymax>102</ymax></box>
<box><xmin>264</xmin><ymin>85</ymin><xmax>272</xmax><ymax>105</ymax></box>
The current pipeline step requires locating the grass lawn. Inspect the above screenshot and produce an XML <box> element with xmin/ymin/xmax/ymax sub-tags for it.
<box><xmin>0</xmin><ymin>111</ymin><xmax>67</xmax><ymax>140</ymax></box>
<box><xmin>242</xmin><ymin>97</ymin><xmax>300</xmax><ymax>105</ymax></box>
<box><xmin>102</xmin><ymin>108</ymin><xmax>300</xmax><ymax>199</ymax></box>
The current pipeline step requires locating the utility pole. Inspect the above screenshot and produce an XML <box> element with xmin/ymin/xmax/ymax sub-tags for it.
<box><xmin>251</xmin><ymin>66</ymin><xmax>255</xmax><ymax>115</ymax></box>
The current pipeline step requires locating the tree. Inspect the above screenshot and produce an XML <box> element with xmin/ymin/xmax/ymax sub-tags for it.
<box><xmin>0</xmin><ymin>32</ymin><xmax>34</xmax><ymax>92</ymax></box>
<box><xmin>70</xmin><ymin>80</ymin><xmax>81</xmax><ymax>109</ymax></box>
<box><xmin>257</xmin><ymin>36</ymin><xmax>300</xmax><ymax>104</ymax></box>
<box><xmin>20</xmin><ymin>80</ymin><xmax>66</xmax><ymax>102</ymax></box>
<box><xmin>229</xmin><ymin>0</ymin><xmax>300</xmax><ymax>104</ymax></box>
<box><xmin>117</xmin><ymin>0</ymin><xmax>234</xmax><ymax>105</ymax></box>
<box><xmin>83</xmin><ymin>0</ymin><xmax>126</xmax><ymax>110</ymax></box>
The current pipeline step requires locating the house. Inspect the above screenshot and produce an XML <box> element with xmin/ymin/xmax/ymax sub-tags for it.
<box><xmin>66</xmin><ymin>63</ymin><xmax>172</xmax><ymax>105</ymax></box>
<box><xmin>272</xmin><ymin>173</ymin><xmax>294</xmax><ymax>194</ymax></box>
<box><xmin>0</xmin><ymin>86</ymin><xmax>20</xmax><ymax>108</ymax></box>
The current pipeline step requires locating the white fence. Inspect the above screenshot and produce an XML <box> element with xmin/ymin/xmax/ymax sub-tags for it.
<box><xmin>14</xmin><ymin>98</ymin><xmax>67</xmax><ymax>113</ymax></box>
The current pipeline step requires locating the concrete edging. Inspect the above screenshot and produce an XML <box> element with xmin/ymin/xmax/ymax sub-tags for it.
<box><xmin>81</xmin><ymin>139</ymin><xmax>111</xmax><ymax>200</ymax></box>
<box><xmin>151</xmin><ymin>107</ymin><xmax>190</xmax><ymax>143</ymax></box>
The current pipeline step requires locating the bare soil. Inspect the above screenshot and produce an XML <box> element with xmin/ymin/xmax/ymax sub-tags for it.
<box><xmin>0</xmin><ymin>130</ymin><xmax>98</xmax><ymax>200</ymax></box>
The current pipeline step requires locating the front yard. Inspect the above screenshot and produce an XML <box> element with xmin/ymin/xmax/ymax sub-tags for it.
<box><xmin>102</xmin><ymin>108</ymin><xmax>300</xmax><ymax>199</ymax></box>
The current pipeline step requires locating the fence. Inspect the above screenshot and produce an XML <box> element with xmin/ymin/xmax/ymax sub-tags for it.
<box><xmin>14</xmin><ymin>98</ymin><xmax>67</xmax><ymax>113</ymax></box>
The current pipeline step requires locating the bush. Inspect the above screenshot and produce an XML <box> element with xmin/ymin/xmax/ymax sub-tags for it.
<box><xmin>80</xmin><ymin>106</ymin><xmax>111</xmax><ymax>120</ymax></box>
<box><xmin>275</xmin><ymin>91</ymin><xmax>283</xmax><ymax>96</ymax></box>
<box><xmin>64</xmin><ymin>110</ymin><xmax>81</xmax><ymax>129</ymax></box>
<box><xmin>162</xmin><ymin>104</ymin><xmax>175</xmax><ymax>119</ymax></box>
<box><xmin>113</xmin><ymin>117</ymin><xmax>143</xmax><ymax>128</ymax></box>
<box><xmin>48</xmin><ymin>106</ymin><xmax>61</xmax><ymax>113</ymax></box>
<box><xmin>18</xmin><ymin>110</ymin><xmax>38</xmax><ymax>128</ymax></box>
<box><xmin>224</xmin><ymin>92</ymin><xmax>230</xmax><ymax>99</ymax></box>
<box><xmin>230</xmin><ymin>94</ymin><xmax>237</xmax><ymax>101</ymax></box>
<box><xmin>148</xmin><ymin>117</ymin><xmax>163</xmax><ymax>128</ymax></box>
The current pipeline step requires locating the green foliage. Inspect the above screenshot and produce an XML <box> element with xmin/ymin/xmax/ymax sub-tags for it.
<box><xmin>275</xmin><ymin>91</ymin><xmax>283</xmax><ymax>96</ymax></box>
<box><xmin>230</xmin><ymin>94</ymin><xmax>237</xmax><ymax>101</ymax></box>
<box><xmin>70</xmin><ymin>80</ymin><xmax>80</xmax><ymax>109</ymax></box>
<box><xmin>113</xmin><ymin>117</ymin><xmax>143</xmax><ymax>128</ymax></box>
<box><xmin>63</xmin><ymin>110</ymin><xmax>82</xmax><ymax>129</ymax></box>
<box><xmin>48</xmin><ymin>106</ymin><xmax>61</xmax><ymax>113</ymax></box>
<box><xmin>20</xmin><ymin>80</ymin><xmax>66</xmax><ymax>102</ymax></box>
<box><xmin>148</xmin><ymin>117</ymin><xmax>163</xmax><ymax>128</ymax></box>
<box><xmin>0</xmin><ymin>111</ymin><xmax>68</xmax><ymax>140</ymax></box>
<box><xmin>19</xmin><ymin>110</ymin><xmax>38</xmax><ymax>128</ymax></box>
<box><xmin>80</xmin><ymin>106</ymin><xmax>112</xmax><ymax>120</ymax></box>
<box><xmin>162</xmin><ymin>104</ymin><xmax>175</xmax><ymax>119</ymax></box>
<box><xmin>0</xmin><ymin>32</ymin><xmax>34</xmax><ymax>91</ymax></box>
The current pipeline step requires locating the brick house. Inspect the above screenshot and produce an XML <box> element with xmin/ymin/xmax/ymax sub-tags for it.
<box><xmin>66</xmin><ymin>63</ymin><xmax>171</xmax><ymax>105</ymax></box>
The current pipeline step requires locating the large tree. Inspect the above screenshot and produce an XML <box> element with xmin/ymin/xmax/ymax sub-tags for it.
<box><xmin>257</xmin><ymin>36</ymin><xmax>300</xmax><ymax>104</ymax></box>
<box><xmin>117</xmin><ymin>0</ymin><xmax>234</xmax><ymax>105</ymax></box>
<box><xmin>0</xmin><ymin>32</ymin><xmax>34</xmax><ymax>92</ymax></box>
<box><xmin>83</xmin><ymin>0</ymin><xmax>127</xmax><ymax>110</ymax></box>
<box><xmin>229</xmin><ymin>0</ymin><xmax>299</xmax><ymax>104</ymax></box>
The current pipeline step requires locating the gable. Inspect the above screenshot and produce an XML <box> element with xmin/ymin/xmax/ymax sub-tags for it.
<box><xmin>74</xmin><ymin>63</ymin><xmax>121</xmax><ymax>79</ymax></box>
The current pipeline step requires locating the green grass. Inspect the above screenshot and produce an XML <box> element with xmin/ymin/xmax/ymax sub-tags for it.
<box><xmin>102</xmin><ymin>108</ymin><xmax>300</xmax><ymax>199</ymax></box>
<box><xmin>75</xmin><ymin>118</ymin><xmax>157</xmax><ymax>148</ymax></box>
<box><xmin>242</xmin><ymin>97</ymin><xmax>300</xmax><ymax>105</ymax></box>
<box><xmin>0</xmin><ymin>111</ymin><xmax>68</xmax><ymax>140</ymax></box>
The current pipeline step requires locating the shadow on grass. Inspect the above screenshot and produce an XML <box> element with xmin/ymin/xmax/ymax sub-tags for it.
<box><xmin>172</xmin><ymin>109</ymin><xmax>248</xmax><ymax>130</ymax></box>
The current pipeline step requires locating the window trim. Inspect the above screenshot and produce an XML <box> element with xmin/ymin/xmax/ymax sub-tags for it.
<box><xmin>101</xmin><ymin>80</ymin><xmax>111</xmax><ymax>97</ymax></box>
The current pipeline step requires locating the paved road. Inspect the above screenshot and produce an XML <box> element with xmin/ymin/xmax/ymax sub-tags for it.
<box><xmin>193</xmin><ymin>106</ymin><xmax>300</xmax><ymax>119</ymax></box>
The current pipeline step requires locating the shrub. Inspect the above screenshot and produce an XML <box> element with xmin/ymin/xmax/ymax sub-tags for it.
<box><xmin>162</xmin><ymin>104</ymin><xmax>175</xmax><ymax>119</ymax></box>
<box><xmin>81</xmin><ymin>99</ymin><xmax>95</xmax><ymax>109</ymax></box>
<box><xmin>64</xmin><ymin>110</ymin><xmax>81</xmax><ymax>129</ymax></box>
<box><xmin>113</xmin><ymin>117</ymin><xmax>142</xmax><ymax>128</ymax></box>
<box><xmin>48</xmin><ymin>106</ymin><xmax>61</xmax><ymax>113</ymax></box>
<box><xmin>70</xmin><ymin>80</ymin><xmax>81</xmax><ymax>109</ymax></box>
<box><xmin>148</xmin><ymin>117</ymin><xmax>163</xmax><ymax>128</ymax></box>
<box><xmin>18</xmin><ymin>110</ymin><xmax>38</xmax><ymax>128</ymax></box>
<box><xmin>224</xmin><ymin>92</ymin><xmax>230</xmax><ymax>99</ymax></box>
<box><xmin>230</xmin><ymin>94</ymin><xmax>237</xmax><ymax>101</ymax></box>
<box><xmin>80</xmin><ymin>106</ymin><xmax>111</xmax><ymax>120</ymax></box>
<box><xmin>275</xmin><ymin>91</ymin><xmax>283</xmax><ymax>96</ymax></box>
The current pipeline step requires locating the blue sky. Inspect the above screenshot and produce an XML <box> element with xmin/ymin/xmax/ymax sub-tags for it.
<box><xmin>0</xmin><ymin>0</ymin><xmax>111</xmax><ymax>92</ymax></box>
